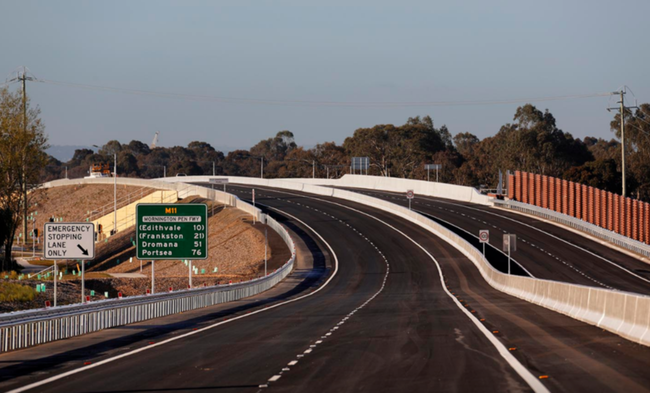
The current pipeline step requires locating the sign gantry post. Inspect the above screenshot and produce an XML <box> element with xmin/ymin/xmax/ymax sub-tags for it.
<box><xmin>44</xmin><ymin>222</ymin><xmax>95</xmax><ymax>306</ymax></box>
<box><xmin>479</xmin><ymin>229</ymin><xmax>490</xmax><ymax>257</ymax></box>
<box><xmin>136</xmin><ymin>204</ymin><xmax>208</xmax><ymax>295</ymax></box>
<box><xmin>424</xmin><ymin>164</ymin><xmax>441</xmax><ymax>182</ymax></box>
<box><xmin>209</xmin><ymin>178</ymin><xmax>229</xmax><ymax>214</ymax></box>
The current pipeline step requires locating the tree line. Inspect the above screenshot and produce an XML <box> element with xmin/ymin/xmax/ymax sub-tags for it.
<box><xmin>4</xmin><ymin>82</ymin><xmax>650</xmax><ymax>269</ymax></box>
<box><xmin>41</xmin><ymin>103</ymin><xmax>650</xmax><ymax>203</ymax></box>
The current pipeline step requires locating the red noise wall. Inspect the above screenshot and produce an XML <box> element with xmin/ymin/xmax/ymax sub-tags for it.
<box><xmin>508</xmin><ymin>171</ymin><xmax>649</xmax><ymax>245</ymax></box>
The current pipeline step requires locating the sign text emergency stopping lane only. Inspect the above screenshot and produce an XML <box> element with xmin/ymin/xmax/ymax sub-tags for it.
<box><xmin>44</xmin><ymin>223</ymin><xmax>95</xmax><ymax>260</ymax></box>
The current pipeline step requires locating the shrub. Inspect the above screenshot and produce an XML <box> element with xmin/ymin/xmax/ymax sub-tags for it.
<box><xmin>0</xmin><ymin>282</ymin><xmax>37</xmax><ymax>302</ymax></box>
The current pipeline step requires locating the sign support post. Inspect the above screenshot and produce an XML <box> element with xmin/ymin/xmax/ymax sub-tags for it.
<box><xmin>479</xmin><ymin>230</ymin><xmax>489</xmax><ymax>258</ymax></box>
<box><xmin>406</xmin><ymin>189</ymin><xmax>415</xmax><ymax>210</ymax></box>
<box><xmin>189</xmin><ymin>260</ymin><xmax>192</xmax><ymax>288</ymax></box>
<box><xmin>151</xmin><ymin>260</ymin><xmax>155</xmax><ymax>294</ymax></box>
<box><xmin>503</xmin><ymin>234</ymin><xmax>517</xmax><ymax>275</ymax></box>
<box><xmin>81</xmin><ymin>260</ymin><xmax>85</xmax><ymax>304</ymax></box>
<box><xmin>53</xmin><ymin>262</ymin><xmax>57</xmax><ymax>307</ymax></box>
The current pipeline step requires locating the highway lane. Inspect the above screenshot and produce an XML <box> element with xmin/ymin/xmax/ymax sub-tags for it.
<box><xmin>0</xmin><ymin>206</ymin><xmax>332</xmax><ymax>391</ymax></box>
<box><xmin>4</xmin><ymin>185</ymin><xmax>542</xmax><ymax>393</ymax></box>
<box><xmin>230</xmin><ymin>186</ymin><xmax>650</xmax><ymax>393</ymax></box>
<box><xmin>346</xmin><ymin>188</ymin><xmax>650</xmax><ymax>296</ymax></box>
<box><xmin>6</xmin><ymin>183</ymin><xmax>650</xmax><ymax>392</ymax></box>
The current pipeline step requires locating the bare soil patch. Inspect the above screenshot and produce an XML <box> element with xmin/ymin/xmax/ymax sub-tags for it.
<box><xmin>3</xmin><ymin>190</ymin><xmax>291</xmax><ymax>312</ymax></box>
<box><xmin>24</xmin><ymin>184</ymin><xmax>156</xmax><ymax>237</ymax></box>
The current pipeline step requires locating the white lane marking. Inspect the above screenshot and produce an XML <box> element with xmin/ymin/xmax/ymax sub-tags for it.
<box><xmin>371</xmin><ymin>190</ymin><xmax>629</xmax><ymax>289</ymax></box>
<box><xmin>288</xmin><ymin>360</ymin><xmax>298</xmax><ymax>366</ymax></box>
<box><xmin>8</xmin><ymin>206</ymin><xmax>340</xmax><ymax>393</ymax></box>
<box><xmin>434</xmin><ymin>199</ymin><xmax>650</xmax><ymax>285</ymax></box>
<box><xmin>244</xmin><ymin>191</ymin><xmax>391</xmax><ymax>388</ymax></box>
<box><xmin>252</xmin><ymin>187</ymin><xmax>549</xmax><ymax>393</ymax></box>
<box><xmin>414</xmin><ymin>209</ymin><xmax>534</xmax><ymax>278</ymax></box>
<box><xmin>269</xmin><ymin>375</ymin><xmax>281</xmax><ymax>382</ymax></box>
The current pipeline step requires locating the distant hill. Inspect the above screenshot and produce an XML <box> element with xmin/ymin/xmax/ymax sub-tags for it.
<box><xmin>46</xmin><ymin>145</ymin><xmax>93</xmax><ymax>162</ymax></box>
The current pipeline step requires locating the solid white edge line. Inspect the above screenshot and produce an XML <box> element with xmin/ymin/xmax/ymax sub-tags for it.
<box><xmin>371</xmin><ymin>189</ymin><xmax>650</xmax><ymax>286</ymax></box>
<box><xmin>442</xmin><ymin>199</ymin><xmax>650</xmax><ymax>285</ymax></box>
<box><xmin>8</xmin><ymin>206</ymin><xmax>340</xmax><ymax>393</ymax></box>
<box><xmin>251</xmin><ymin>186</ymin><xmax>549</xmax><ymax>393</ymax></box>
<box><xmin>413</xmin><ymin>208</ymin><xmax>535</xmax><ymax>278</ymax></box>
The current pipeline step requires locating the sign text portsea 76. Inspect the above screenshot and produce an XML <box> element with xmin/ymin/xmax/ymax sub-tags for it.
<box><xmin>136</xmin><ymin>204</ymin><xmax>208</xmax><ymax>260</ymax></box>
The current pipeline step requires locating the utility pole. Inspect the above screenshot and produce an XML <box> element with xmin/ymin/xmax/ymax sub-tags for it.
<box><xmin>260</xmin><ymin>157</ymin><xmax>264</xmax><ymax>179</ymax></box>
<box><xmin>7</xmin><ymin>67</ymin><xmax>35</xmax><ymax>240</ymax></box>
<box><xmin>114</xmin><ymin>153</ymin><xmax>117</xmax><ymax>234</ymax></box>
<box><xmin>312</xmin><ymin>160</ymin><xmax>315</xmax><ymax>179</ymax></box>
<box><xmin>608</xmin><ymin>88</ymin><xmax>638</xmax><ymax>197</ymax></box>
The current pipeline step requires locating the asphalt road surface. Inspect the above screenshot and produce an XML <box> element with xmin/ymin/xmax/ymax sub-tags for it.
<box><xmin>344</xmin><ymin>188</ymin><xmax>650</xmax><ymax>296</ymax></box>
<box><xmin>2</xmin><ymin>184</ymin><xmax>649</xmax><ymax>393</ymax></box>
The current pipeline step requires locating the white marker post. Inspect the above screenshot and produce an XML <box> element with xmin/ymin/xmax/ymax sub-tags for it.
<box><xmin>44</xmin><ymin>222</ymin><xmax>95</xmax><ymax>305</ymax></box>
<box><xmin>479</xmin><ymin>230</ymin><xmax>490</xmax><ymax>257</ymax></box>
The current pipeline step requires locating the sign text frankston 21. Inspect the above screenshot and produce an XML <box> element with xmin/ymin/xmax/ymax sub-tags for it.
<box><xmin>136</xmin><ymin>204</ymin><xmax>208</xmax><ymax>260</ymax></box>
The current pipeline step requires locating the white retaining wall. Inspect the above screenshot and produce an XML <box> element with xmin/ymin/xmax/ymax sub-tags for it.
<box><xmin>283</xmin><ymin>175</ymin><xmax>491</xmax><ymax>205</ymax></box>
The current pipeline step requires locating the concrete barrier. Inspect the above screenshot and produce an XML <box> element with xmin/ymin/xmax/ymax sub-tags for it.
<box><xmin>281</xmin><ymin>175</ymin><xmax>491</xmax><ymax>205</ymax></box>
<box><xmin>166</xmin><ymin>176</ymin><xmax>650</xmax><ymax>347</ymax></box>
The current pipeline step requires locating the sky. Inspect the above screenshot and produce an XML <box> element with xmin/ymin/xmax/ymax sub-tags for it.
<box><xmin>1</xmin><ymin>0</ymin><xmax>649</xmax><ymax>152</ymax></box>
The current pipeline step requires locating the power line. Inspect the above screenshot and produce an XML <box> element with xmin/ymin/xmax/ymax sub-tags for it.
<box><xmin>0</xmin><ymin>80</ymin><xmax>17</xmax><ymax>89</ymax></box>
<box><xmin>35</xmin><ymin>78</ymin><xmax>613</xmax><ymax>108</ymax></box>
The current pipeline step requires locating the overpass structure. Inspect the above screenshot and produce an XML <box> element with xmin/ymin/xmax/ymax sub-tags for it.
<box><xmin>1</xmin><ymin>175</ymin><xmax>649</xmax><ymax>392</ymax></box>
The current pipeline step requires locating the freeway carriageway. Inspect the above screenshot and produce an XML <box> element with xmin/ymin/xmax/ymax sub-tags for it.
<box><xmin>341</xmin><ymin>188</ymin><xmax>650</xmax><ymax>296</ymax></box>
<box><xmin>2</xmin><ymin>183</ymin><xmax>650</xmax><ymax>392</ymax></box>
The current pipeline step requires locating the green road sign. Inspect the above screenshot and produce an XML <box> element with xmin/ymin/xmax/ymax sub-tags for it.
<box><xmin>136</xmin><ymin>204</ymin><xmax>208</xmax><ymax>260</ymax></box>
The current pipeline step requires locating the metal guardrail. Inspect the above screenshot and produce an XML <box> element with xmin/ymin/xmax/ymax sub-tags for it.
<box><xmin>86</xmin><ymin>186</ymin><xmax>155</xmax><ymax>223</ymax></box>
<box><xmin>0</xmin><ymin>183</ymin><xmax>296</xmax><ymax>353</ymax></box>
<box><xmin>493</xmin><ymin>199</ymin><xmax>650</xmax><ymax>259</ymax></box>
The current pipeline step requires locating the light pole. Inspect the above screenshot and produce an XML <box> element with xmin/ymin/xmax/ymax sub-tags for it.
<box><xmin>113</xmin><ymin>153</ymin><xmax>117</xmax><ymax>235</ymax></box>
<box><xmin>261</xmin><ymin>157</ymin><xmax>264</xmax><ymax>179</ymax></box>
